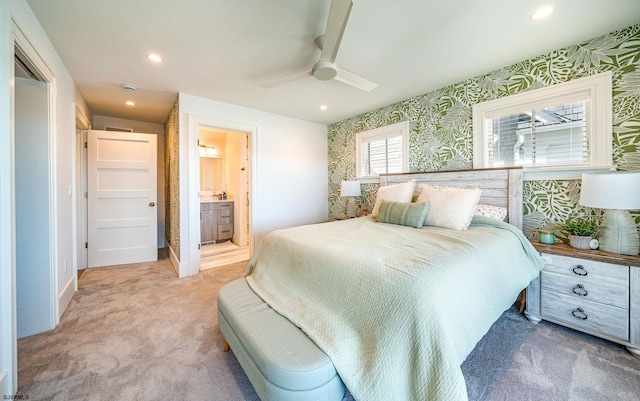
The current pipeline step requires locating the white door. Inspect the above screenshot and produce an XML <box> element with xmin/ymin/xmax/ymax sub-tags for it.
<box><xmin>87</xmin><ymin>130</ymin><xmax>157</xmax><ymax>268</ymax></box>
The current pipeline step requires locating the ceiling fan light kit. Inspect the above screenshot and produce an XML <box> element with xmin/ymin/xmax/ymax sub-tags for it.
<box><xmin>263</xmin><ymin>0</ymin><xmax>377</xmax><ymax>92</ymax></box>
<box><xmin>312</xmin><ymin>60</ymin><xmax>338</xmax><ymax>81</ymax></box>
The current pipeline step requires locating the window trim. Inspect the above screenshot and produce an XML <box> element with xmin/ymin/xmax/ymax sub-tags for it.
<box><xmin>472</xmin><ymin>72</ymin><xmax>613</xmax><ymax>180</ymax></box>
<box><xmin>356</xmin><ymin>121</ymin><xmax>410</xmax><ymax>184</ymax></box>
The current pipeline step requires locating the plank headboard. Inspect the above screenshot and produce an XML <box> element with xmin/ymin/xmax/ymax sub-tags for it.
<box><xmin>379</xmin><ymin>167</ymin><xmax>524</xmax><ymax>230</ymax></box>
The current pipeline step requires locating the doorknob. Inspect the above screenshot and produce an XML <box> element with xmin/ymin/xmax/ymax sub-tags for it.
<box><xmin>149</xmin><ymin>202</ymin><xmax>156</xmax><ymax>207</ymax></box>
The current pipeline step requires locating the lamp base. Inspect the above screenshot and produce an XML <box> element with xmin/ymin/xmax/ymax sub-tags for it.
<box><xmin>598</xmin><ymin>209</ymin><xmax>639</xmax><ymax>256</ymax></box>
<box><xmin>344</xmin><ymin>196</ymin><xmax>357</xmax><ymax>218</ymax></box>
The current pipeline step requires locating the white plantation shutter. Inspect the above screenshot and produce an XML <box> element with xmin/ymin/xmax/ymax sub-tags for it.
<box><xmin>363</xmin><ymin>136</ymin><xmax>403</xmax><ymax>175</ymax></box>
<box><xmin>485</xmin><ymin>100</ymin><xmax>590</xmax><ymax>168</ymax></box>
<box><xmin>356</xmin><ymin>121</ymin><xmax>409</xmax><ymax>182</ymax></box>
<box><xmin>473</xmin><ymin>72</ymin><xmax>612</xmax><ymax>180</ymax></box>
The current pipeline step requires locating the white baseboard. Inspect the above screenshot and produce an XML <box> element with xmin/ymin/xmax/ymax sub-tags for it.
<box><xmin>58</xmin><ymin>275</ymin><xmax>75</xmax><ymax>320</ymax></box>
<box><xmin>168</xmin><ymin>245</ymin><xmax>191</xmax><ymax>278</ymax></box>
<box><xmin>168</xmin><ymin>245</ymin><xmax>179</xmax><ymax>276</ymax></box>
<box><xmin>232</xmin><ymin>233</ymin><xmax>249</xmax><ymax>247</ymax></box>
<box><xmin>0</xmin><ymin>371</ymin><xmax>9</xmax><ymax>397</ymax></box>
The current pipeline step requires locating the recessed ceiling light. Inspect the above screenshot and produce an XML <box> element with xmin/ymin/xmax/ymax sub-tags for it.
<box><xmin>145</xmin><ymin>53</ymin><xmax>163</xmax><ymax>63</ymax></box>
<box><xmin>125</xmin><ymin>101</ymin><xmax>135</xmax><ymax>106</ymax></box>
<box><xmin>531</xmin><ymin>6</ymin><xmax>554</xmax><ymax>20</ymax></box>
<box><xmin>320</xmin><ymin>105</ymin><xmax>328</xmax><ymax>111</ymax></box>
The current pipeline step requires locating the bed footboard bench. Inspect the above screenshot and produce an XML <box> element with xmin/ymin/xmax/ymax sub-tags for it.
<box><xmin>217</xmin><ymin>278</ymin><xmax>346</xmax><ymax>401</ymax></box>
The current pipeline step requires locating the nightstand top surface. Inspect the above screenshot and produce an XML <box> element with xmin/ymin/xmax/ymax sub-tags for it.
<box><xmin>532</xmin><ymin>241</ymin><xmax>640</xmax><ymax>267</ymax></box>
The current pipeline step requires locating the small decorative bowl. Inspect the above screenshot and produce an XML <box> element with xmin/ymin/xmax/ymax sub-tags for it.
<box><xmin>538</xmin><ymin>230</ymin><xmax>555</xmax><ymax>245</ymax></box>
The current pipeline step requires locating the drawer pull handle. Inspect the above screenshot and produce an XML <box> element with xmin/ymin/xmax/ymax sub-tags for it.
<box><xmin>572</xmin><ymin>265</ymin><xmax>588</xmax><ymax>276</ymax></box>
<box><xmin>571</xmin><ymin>308</ymin><xmax>588</xmax><ymax>320</ymax></box>
<box><xmin>221</xmin><ymin>230</ymin><xmax>230</xmax><ymax>233</ymax></box>
<box><xmin>572</xmin><ymin>284</ymin><xmax>588</xmax><ymax>297</ymax></box>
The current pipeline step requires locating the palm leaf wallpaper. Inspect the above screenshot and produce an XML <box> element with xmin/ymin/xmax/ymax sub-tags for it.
<box><xmin>328</xmin><ymin>24</ymin><xmax>640</xmax><ymax>241</ymax></box>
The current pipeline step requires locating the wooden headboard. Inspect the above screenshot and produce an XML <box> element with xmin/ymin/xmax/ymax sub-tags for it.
<box><xmin>379</xmin><ymin>167</ymin><xmax>524</xmax><ymax>230</ymax></box>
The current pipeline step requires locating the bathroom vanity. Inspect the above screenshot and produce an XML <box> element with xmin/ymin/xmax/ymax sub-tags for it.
<box><xmin>201</xmin><ymin>200</ymin><xmax>234</xmax><ymax>244</ymax></box>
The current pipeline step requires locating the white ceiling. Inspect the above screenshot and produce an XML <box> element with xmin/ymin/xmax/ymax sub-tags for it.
<box><xmin>26</xmin><ymin>0</ymin><xmax>640</xmax><ymax>126</ymax></box>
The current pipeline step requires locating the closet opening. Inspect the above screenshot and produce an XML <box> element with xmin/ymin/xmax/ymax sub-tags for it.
<box><xmin>14</xmin><ymin>44</ymin><xmax>55</xmax><ymax>339</ymax></box>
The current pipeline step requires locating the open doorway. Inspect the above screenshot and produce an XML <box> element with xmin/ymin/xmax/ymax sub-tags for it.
<box><xmin>14</xmin><ymin>44</ymin><xmax>54</xmax><ymax>338</ymax></box>
<box><xmin>198</xmin><ymin>126</ymin><xmax>251</xmax><ymax>270</ymax></box>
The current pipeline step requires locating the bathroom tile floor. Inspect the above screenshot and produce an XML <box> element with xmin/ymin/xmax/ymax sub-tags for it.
<box><xmin>200</xmin><ymin>241</ymin><xmax>250</xmax><ymax>270</ymax></box>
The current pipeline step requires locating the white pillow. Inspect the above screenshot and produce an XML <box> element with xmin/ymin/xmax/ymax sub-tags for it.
<box><xmin>416</xmin><ymin>185</ymin><xmax>481</xmax><ymax>230</ymax></box>
<box><xmin>371</xmin><ymin>180</ymin><xmax>416</xmax><ymax>218</ymax></box>
<box><xmin>475</xmin><ymin>204</ymin><xmax>508</xmax><ymax>221</ymax></box>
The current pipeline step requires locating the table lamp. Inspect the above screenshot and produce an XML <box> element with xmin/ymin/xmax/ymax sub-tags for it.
<box><xmin>579</xmin><ymin>171</ymin><xmax>640</xmax><ymax>255</ymax></box>
<box><xmin>340</xmin><ymin>180</ymin><xmax>361</xmax><ymax>218</ymax></box>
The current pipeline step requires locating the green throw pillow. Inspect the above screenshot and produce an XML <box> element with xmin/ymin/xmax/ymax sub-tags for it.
<box><xmin>376</xmin><ymin>200</ymin><xmax>430</xmax><ymax>229</ymax></box>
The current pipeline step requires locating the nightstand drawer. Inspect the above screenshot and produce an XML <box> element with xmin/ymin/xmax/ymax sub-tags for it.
<box><xmin>541</xmin><ymin>290</ymin><xmax>629</xmax><ymax>341</ymax></box>
<box><xmin>542</xmin><ymin>253</ymin><xmax>629</xmax><ymax>287</ymax></box>
<box><xmin>541</xmin><ymin>270</ymin><xmax>629</xmax><ymax>309</ymax></box>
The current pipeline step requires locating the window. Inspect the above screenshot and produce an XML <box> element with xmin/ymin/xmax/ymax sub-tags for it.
<box><xmin>473</xmin><ymin>72</ymin><xmax>612</xmax><ymax>180</ymax></box>
<box><xmin>356</xmin><ymin>121</ymin><xmax>409</xmax><ymax>183</ymax></box>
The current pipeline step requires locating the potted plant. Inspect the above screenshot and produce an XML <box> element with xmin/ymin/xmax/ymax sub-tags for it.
<box><xmin>555</xmin><ymin>217</ymin><xmax>597</xmax><ymax>249</ymax></box>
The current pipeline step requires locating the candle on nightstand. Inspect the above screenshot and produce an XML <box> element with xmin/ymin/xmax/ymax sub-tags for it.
<box><xmin>538</xmin><ymin>230</ymin><xmax>555</xmax><ymax>245</ymax></box>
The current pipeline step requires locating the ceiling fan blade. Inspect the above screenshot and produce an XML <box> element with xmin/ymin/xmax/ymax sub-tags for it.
<box><xmin>261</xmin><ymin>70</ymin><xmax>312</xmax><ymax>89</ymax></box>
<box><xmin>320</xmin><ymin>0</ymin><xmax>353</xmax><ymax>63</ymax></box>
<box><xmin>334</xmin><ymin>67</ymin><xmax>378</xmax><ymax>92</ymax></box>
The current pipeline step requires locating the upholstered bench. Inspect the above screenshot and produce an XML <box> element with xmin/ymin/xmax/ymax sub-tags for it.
<box><xmin>217</xmin><ymin>278</ymin><xmax>345</xmax><ymax>401</ymax></box>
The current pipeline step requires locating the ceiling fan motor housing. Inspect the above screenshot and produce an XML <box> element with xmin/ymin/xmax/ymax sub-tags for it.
<box><xmin>313</xmin><ymin>60</ymin><xmax>338</xmax><ymax>81</ymax></box>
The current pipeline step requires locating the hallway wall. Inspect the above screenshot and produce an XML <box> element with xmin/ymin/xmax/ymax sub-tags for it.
<box><xmin>0</xmin><ymin>0</ymin><xmax>92</xmax><ymax>394</ymax></box>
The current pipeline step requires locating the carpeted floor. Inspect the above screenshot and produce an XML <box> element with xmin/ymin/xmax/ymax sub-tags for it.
<box><xmin>16</xmin><ymin>258</ymin><xmax>640</xmax><ymax>400</ymax></box>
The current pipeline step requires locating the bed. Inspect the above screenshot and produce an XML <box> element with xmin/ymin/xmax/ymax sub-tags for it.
<box><xmin>218</xmin><ymin>167</ymin><xmax>544</xmax><ymax>401</ymax></box>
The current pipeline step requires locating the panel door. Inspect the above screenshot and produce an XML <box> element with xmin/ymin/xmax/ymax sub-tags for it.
<box><xmin>87</xmin><ymin>130</ymin><xmax>157</xmax><ymax>267</ymax></box>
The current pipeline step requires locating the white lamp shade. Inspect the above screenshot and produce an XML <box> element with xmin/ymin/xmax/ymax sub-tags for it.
<box><xmin>580</xmin><ymin>172</ymin><xmax>640</xmax><ymax>210</ymax></box>
<box><xmin>340</xmin><ymin>180</ymin><xmax>361</xmax><ymax>197</ymax></box>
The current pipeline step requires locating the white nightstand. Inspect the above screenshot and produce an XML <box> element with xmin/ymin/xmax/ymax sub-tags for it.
<box><xmin>525</xmin><ymin>242</ymin><xmax>640</xmax><ymax>359</ymax></box>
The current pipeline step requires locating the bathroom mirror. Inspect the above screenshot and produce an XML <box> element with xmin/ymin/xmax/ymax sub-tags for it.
<box><xmin>200</xmin><ymin>157</ymin><xmax>224</xmax><ymax>194</ymax></box>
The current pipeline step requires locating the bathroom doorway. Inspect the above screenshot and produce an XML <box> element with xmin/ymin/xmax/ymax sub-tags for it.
<box><xmin>198</xmin><ymin>126</ymin><xmax>250</xmax><ymax>270</ymax></box>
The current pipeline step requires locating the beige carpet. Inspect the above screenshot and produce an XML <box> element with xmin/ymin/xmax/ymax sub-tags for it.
<box><xmin>16</xmin><ymin>256</ymin><xmax>640</xmax><ymax>401</ymax></box>
<box><xmin>17</xmin><ymin>257</ymin><xmax>258</xmax><ymax>401</ymax></box>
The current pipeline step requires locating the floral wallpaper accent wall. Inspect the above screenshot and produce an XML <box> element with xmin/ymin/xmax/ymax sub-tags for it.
<box><xmin>164</xmin><ymin>98</ymin><xmax>180</xmax><ymax>258</ymax></box>
<box><xmin>328</xmin><ymin>24</ymin><xmax>640</xmax><ymax>241</ymax></box>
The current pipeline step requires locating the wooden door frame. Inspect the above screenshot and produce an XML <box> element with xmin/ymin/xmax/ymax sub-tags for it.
<box><xmin>13</xmin><ymin>24</ymin><xmax>58</xmax><ymax>330</ymax></box>
<box><xmin>0</xmin><ymin>14</ymin><xmax>58</xmax><ymax>394</ymax></box>
<box><xmin>186</xmin><ymin>114</ymin><xmax>258</xmax><ymax>277</ymax></box>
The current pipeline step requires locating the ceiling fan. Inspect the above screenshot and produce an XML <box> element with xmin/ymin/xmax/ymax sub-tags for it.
<box><xmin>263</xmin><ymin>0</ymin><xmax>377</xmax><ymax>92</ymax></box>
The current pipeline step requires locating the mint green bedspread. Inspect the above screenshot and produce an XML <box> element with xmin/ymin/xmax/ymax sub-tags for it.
<box><xmin>245</xmin><ymin>216</ymin><xmax>544</xmax><ymax>401</ymax></box>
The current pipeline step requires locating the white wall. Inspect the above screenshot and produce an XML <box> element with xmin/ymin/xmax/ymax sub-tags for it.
<box><xmin>92</xmin><ymin>115</ymin><xmax>166</xmax><ymax>248</ymax></box>
<box><xmin>0</xmin><ymin>0</ymin><xmax>89</xmax><ymax>394</ymax></box>
<box><xmin>225</xmin><ymin>131</ymin><xmax>250</xmax><ymax>246</ymax></box>
<box><xmin>178</xmin><ymin>93</ymin><xmax>328</xmax><ymax>276</ymax></box>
